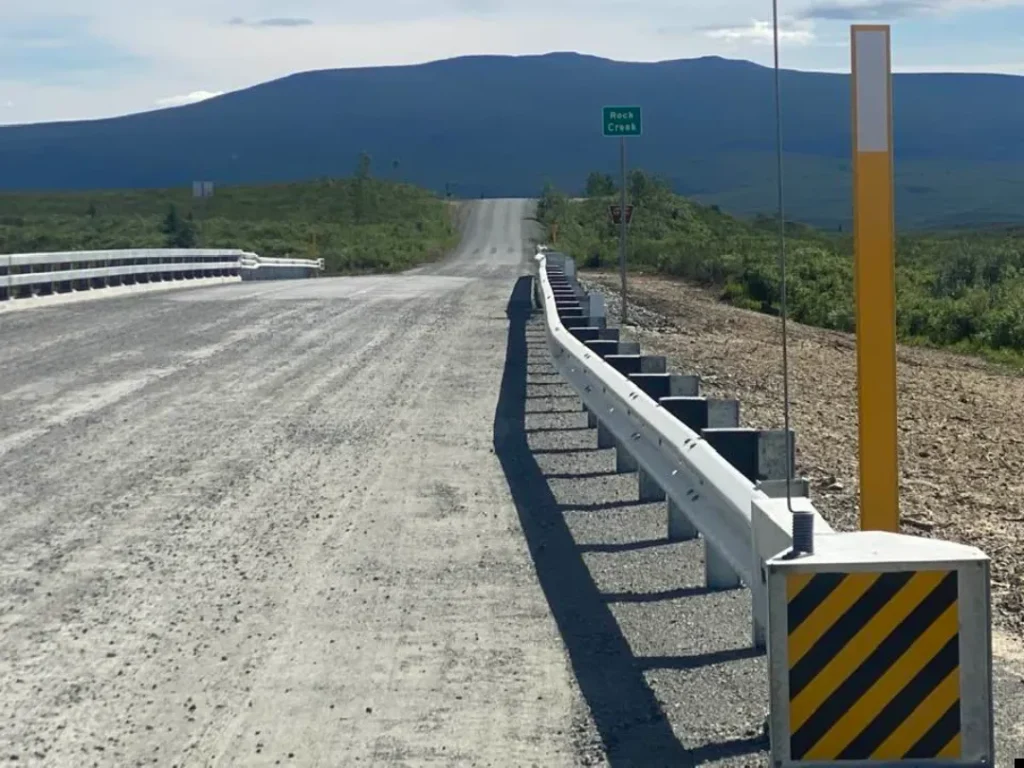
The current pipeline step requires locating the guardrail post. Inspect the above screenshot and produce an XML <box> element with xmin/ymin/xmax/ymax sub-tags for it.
<box><xmin>588</xmin><ymin>292</ymin><xmax>606</xmax><ymax>326</ymax></box>
<box><xmin>615</xmin><ymin>439</ymin><xmax>638</xmax><ymax>473</ymax></box>
<box><xmin>629</xmin><ymin>373</ymin><xmax>699</xmax><ymax>401</ymax></box>
<box><xmin>0</xmin><ymin>254</ymin><xmax>8</xmax><ymax>301</ymax></box>
<box><xmin>630</xmin><ymin>374</ymin><xmax>700</xmax><ymax>504</ymax></box>
<box><xmin>597</xmin><ymin>421</ymin><xmax>616</xmax><ymax>450</ymax></box>
<box><xmin>702</xmin><ymin>428</ymin><xmax>799</xmax><ymax>593</ymax></box>
<box><xmin>660</xmin><ymin>396</ymin><xmax>740</xmax><ymax>544</ymax></box>
<box><xmin>702</xmin><ymin>427</ymin><xmax>798</xmax><ymax>487</ymax></box>
<box><xmin>661</xmin><ymin>396</ymin><xmax>741</xmax><ymax>432</ymax></box>
<box><xmin>668</xmin><ymin>499</ymin><xmax>699</xmax><ymax>541</ymax></box>
<box><xmin>605</xmin><ymin>354</ymin><xmax>666</xmax><ymax>376</ymax></box>
<box><xmin>706</xmin><ymin>543</ymin><xmax>742</xmax><ymax>590</ymax></box>
<box><xmin>638</xmin><ymin>468</ymin><xmax>665</xmax><ymax>503</ymax></box>
<box><xmin>562</xmin><ymin>316</ymin><xmax>594</xmax><ymax>330</ymax></box>
<box><xmin>585</xmin><ymin>339</ymin><xmax>618</xmax><ymax>358</ymax></box>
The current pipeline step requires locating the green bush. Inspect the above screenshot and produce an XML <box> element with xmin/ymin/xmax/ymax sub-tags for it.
<box><xmin>539</xmin><ymin>171</ymin><xmax>1024</xmax><ymax>357</ymax></box>
<box><xmin>0</xmin><ymin>176</ymin><xmax>458</xmax><ymax>275</ymax></box>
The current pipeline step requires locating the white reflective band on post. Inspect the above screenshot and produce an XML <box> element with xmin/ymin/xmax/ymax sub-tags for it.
<box><xmin>853</xmin><ymin>27</ymin><xmax>891</xmax><ymax>153</ymax></box>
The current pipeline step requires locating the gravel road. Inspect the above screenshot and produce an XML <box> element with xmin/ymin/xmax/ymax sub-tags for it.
<box><xmin>0</xmin><ymin>200</ymin><xmax>595</xmax><ymax>767</ymax></box>
<box><xmin>9</xmin><ymin>198</ymin><xmax>1010</xmax><ymax>767</ymax></box>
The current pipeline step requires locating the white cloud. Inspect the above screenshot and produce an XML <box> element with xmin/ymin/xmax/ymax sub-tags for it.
<box><xmin>702</xmin><ymin>19</ymin><xmax>817</xmax><ymax>45</ymax></box>
<box><xmin>802</xmin><ymin>0</ymin><xmax>1024</xmax><ymax>18</ymax></box>
<box><xmin>0</xmin><ymin>1</ymin><xmax>1022</xmax><ymax>124</ymax></box>
<box><xmin>155</xmin><ymin>90</ymin><xmax>224</xmax><ymax>108</ymax></box>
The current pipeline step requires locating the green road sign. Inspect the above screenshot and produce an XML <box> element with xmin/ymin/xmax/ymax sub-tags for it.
<box><xmin>603</xmin><ymin>106</ymin><xmax>642</xmax><ymax>137</ymax></box>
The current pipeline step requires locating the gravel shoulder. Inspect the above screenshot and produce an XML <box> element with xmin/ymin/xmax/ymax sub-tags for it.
<box><xmin>499</xmin><ymin>299</ymin><xmax>775</xmax><ymax>766</ymax></box>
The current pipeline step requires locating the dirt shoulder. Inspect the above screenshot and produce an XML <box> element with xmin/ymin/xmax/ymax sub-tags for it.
<box><xmin>583</xmin><ymin>269</ymin><xmax>1024</xmax><ymax>635</ymax></box>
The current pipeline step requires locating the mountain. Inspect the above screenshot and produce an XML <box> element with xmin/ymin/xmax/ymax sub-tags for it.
<box><xmin>4</xmin><ymin>52</ymin><xmax>1024</xmax><ymax>229</ymax></box>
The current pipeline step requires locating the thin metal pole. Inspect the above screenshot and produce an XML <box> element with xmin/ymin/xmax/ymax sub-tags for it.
<box><xmin>772</xmin><ymin>0</ymin><xmax>813</xmax><ymax>556</ymax></box>
<box><xmin>619</xmin><ymin>137</ymin><xmax>628</xmax><ymax>325</ymax></box>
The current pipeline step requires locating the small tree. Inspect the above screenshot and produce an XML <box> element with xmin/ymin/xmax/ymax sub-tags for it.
<box><xmin>629</xmin><ymin>169</ymin><xmax>650</xmax><ymax>208</ymax></box>
<box><xmin>355</xmin><ymin>151</ymin><xmax>372</xmax><ymax>181</ymax></box>
<box><xmin>161</xmin><ymin>204</ymin><xmax>181</xmax><ymax>236</ymax></box>
<box><xmin>160</xmin><ymin>204</ymin><xmax>197</xmax><ymax>247</ymax></box>
<box><xmin>352</xmin><ymin>151</ymin><xmax>373</xmax><ymax>223</ymax></box>
<box><xmin>585</xmin><ymin>171</ymin><xmax>616</xmax><ymax>197</ymax></box>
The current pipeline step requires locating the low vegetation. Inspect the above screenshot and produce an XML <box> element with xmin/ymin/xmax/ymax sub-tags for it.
<box><xmin>0</xmin><ymin>156</ymin><xmax>458</xmax><ymax>275</ymax></box>
<box><xmin>538</xmin><ymin>172</ymin><xmax>1024</xmax><ymax>364</ymax></box>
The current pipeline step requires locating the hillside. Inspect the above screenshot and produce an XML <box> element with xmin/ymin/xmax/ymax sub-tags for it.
<box><xmin>3</xmin><ymin>53</ymin><xmax>1024</xmax><ymax>229</ymax></box>
<box><xmin>538</xmin><ymin>175</ymin><xmax>1024</xmax><ymax>361</ymax></box>
<box><xmin>0</xmin><ymin>177</ymin><xmax>458</xmax><ymax>275</ymax></box>
<box><xmin>580</xmin><ymin>270</ymin><xmax>1024</xmax><ymax>635</ymax></box>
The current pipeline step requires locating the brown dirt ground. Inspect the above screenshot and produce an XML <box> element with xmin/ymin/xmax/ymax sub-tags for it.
<box><xmin>582</xmin><ymin>269</ymin><xmax>1024</xmax><ymax>635</ymax></box>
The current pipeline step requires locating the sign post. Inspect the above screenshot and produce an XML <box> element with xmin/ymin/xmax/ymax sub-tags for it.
<box><xmin>603</xmin><ymin>106</ymin><xmax>642</xmax><ymax>325</ymax></box>
<box><xmin>851</xmin><ymin>25</ymin><xmax>899</xmax><ymax>532</ymax></box>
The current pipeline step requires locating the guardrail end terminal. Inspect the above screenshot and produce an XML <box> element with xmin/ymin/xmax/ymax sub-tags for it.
<box><xmin>764</xmin><ymin>532</ymin><xmax>993</xmax><ymax>765</ymax></box>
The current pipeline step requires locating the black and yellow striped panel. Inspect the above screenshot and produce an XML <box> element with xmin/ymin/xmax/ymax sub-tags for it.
<box><xmin>786</xmin><ymin>570</ymin><xmax>961</xmax><ymax>762</ymax></box>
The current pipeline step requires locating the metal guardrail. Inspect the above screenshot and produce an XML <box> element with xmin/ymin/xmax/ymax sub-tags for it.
<box><xmin>536</xmin><ymin>250</ymin><xmax>995</xmax><ymax>766</ymax></box>
<box><xmin>534</xmin><ymin>249</ymin><xmax>834</xmax><ymax>645</ymax></box>
<box><xmin>0</xmin><ymin>248</ymin><xmax>324</xmax><ymax>300</ymax></box>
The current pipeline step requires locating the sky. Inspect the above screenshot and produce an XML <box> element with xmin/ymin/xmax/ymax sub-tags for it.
<box><xmin>2</xmin><ymin>1</ymin><xmax>1024</xmax><ymax>125</ymax></box>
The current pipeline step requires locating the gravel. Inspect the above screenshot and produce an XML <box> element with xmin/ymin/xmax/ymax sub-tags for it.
<box><xmin>505</xmin><ymin>317</ymin><xmax>773</xmax><ymax>766</ymax></box>
<box><xmin>3</xmin><ymin>201</ymin><xmax>1019</xmax><ymax>767</ymax></box>
<box><xmin>0</xmin><ymin>200</ymin><xmax>581</xmax><ymax>767</ymax></box>
<box><xmin>580</xmin><ymin>268</ymin><xmax>1024</xmax><ymax>765</ymax></box>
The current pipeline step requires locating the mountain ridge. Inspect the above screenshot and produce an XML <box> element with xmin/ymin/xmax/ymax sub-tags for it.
<box><xmin>3</xmin><ymin>51</ymin><xmax>1024</xmax><ymax>229</ymax></box>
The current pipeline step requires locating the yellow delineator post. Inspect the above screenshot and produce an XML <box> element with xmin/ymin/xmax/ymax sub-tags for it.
<box><xmin>852</xmin><ymin>25</ymin><xmax>899</xmax><ymax>533</ymax></box>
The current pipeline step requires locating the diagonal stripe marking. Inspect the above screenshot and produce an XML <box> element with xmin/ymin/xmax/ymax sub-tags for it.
<box><xmin>939</xmin><ymin>732</ymin><xmax>962</xmax><ymax>759</ymax></box>
<box><xmin>790</xmin><ymin>570</ymin><xmax>947</xmax><ymax>733</ymax></box>
<box><xmin>873</xmin><ymin>670</ymin><xmax>960</xmax><ymax>759</ymax></box>
<box><xmin>802</xmin><ymin>602</ymin><xmax>958</xmax><ymax>760</ymax></box>
<box><xmin>788</xmin><ymin>572</ymin><xmax>846</xmax><ymax>633</ymax></box>
<box><xmin>789</xmin><ymin>572</ymin><xmax>880</xmax><ymax>667</ymax></box>
<box><xmin>787</xmin><ymin>573</ymin><xmax>814</xmax><ymax>601</ymax></box>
